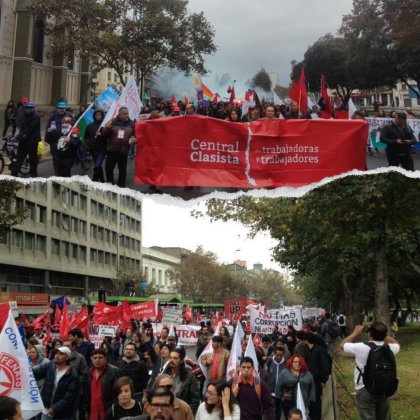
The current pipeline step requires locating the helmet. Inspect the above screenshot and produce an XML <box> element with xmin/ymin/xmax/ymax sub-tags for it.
<box><xmin>56</xmin><ymin>101</ymin><xmax>67</xmax><ymax>109</ymax></box>
<box><xmin>24</xmin><ymin>101</ymin><xmax>35</xmax><ymax>108</ymax></box>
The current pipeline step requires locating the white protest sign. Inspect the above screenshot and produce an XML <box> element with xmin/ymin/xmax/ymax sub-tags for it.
<box><xmin>89</xmin><ymin>335</ymin><xmax>104</xmax><ymax>349</ymax></box>
<box><xmin>176</xmin><ymin>325</ymin><xmax>201</xmax><ymax>346</ymax></box>
<box><xmin>302</xmin><ymin>307</ymin><xmax>322</xmax><ymax>319</ymax></box>
<box><xmin>98</xmin><ymin>324</ymin><xmax>118</xmax><ymax>337</ymax></box>
<box><xmin>9</xmin><ymin>301</ymin><xmax>18</xmax><ymax>317</ymax></box>
<box><xmin>249</xmin><ymin>307</ymin><xmax>303</xmax><ymax>335</ymax></box>
<box><xmin>161</xmin><ymin>308</ymin><xmax>183</xmax><ymax>325</ymax></box>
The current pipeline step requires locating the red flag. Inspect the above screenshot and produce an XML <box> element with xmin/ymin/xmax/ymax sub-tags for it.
<box><xmin>289</xmin><ymin>68</ymin><xmax>308</xmax><ymax>115</ymax></box>
<box><xmin>184</xmin><ymin>306</ymin><xmax>193</xmax><ymax>323</ymax></box>
<box><xmin>229</xmin><ymin>85</ymin><xmax>236</xmax><ymax>104</ymax></box>
<box><xmin>32</xmin><ymin>308</ymin><xmax>51</xmax><ymax>327</ymax></box>
<box><xmin>60</xmin><ymin>304</ymin><xmax>69</xmax><ymax>340</ymax></box>
<box><xmin>319</xmin><ymin>74</ymin><xmax>333</xmax><ymax>117</ymax></box>
<box><xmin>184</xmin><ymin>96</ymin><xmax>190</xmax><ymax>105</ymax></box>
<box><xmin>213</xmin><ymin>93</ymin><xmax>220</xmax><ymax>104</ymax></box>
<box><xmin>253</xmin><ymin>333</ymin><xmax>262</xmax><ymax>348</ymax></box>
<box><xmin>169</xmin><ymin>95</ymin><xmax>177</xmax><ymax>105</ymax></box>
<box><xmin>42</xmin><ymin>327</ymin><xmax>52</xmax><ymax>346</ymax></box>
<box><xmin>93</xmin><ymin>302</ymin><xmax>122</xmax><ymax>325</ymax></box>
<box><xmin>54</xmin><ymin>305</ymin><xmax>62</xmax><ymax>325</ymax></box>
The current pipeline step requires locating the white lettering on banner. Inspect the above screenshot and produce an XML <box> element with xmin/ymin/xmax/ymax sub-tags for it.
<box><xmin>249</xmin><ymin>307</ymin><xmax>303</xmax><ymax>335</ymax></box>
<box><xmin>161</xmin><ymin>308</ymin><xmax>183</xmax><ymax>325</ymax></box>
<box><xmin>90</xmin><ymin>335</ymin><xmax>104</xmax><ymax>349</ymax></box>
<box><xmin>190</xmin><ymin>139</ymin><xmax>241</xmax><ymax>165</ymax></box>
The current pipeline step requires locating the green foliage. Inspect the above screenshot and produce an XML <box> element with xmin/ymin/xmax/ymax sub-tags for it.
<box><xmin>30</xmin><ymin>0</ymin><xmax>217</xmax><ymax>86</ymax></box>
<box><xmin>252</xmin><ymin>68</ymin><xmax>272</xmax><ymax>92</ymax></box>
<box><xmin>203</xmin><ymin>173</ymin><xmax>420</xmax><ymax>325</ymax></box>
<box><xmin>0</xmin><ymin>180</ymin><xmax>27</xmax><ymax>236</ymax></box>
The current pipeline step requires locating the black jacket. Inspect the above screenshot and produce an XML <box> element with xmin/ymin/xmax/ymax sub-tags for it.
<box><xmin>45</xmin><ymin>131</ymin><xmax>80</xmax><ymax>160</ymax></box>
<box><xmin>33</xmin><ymin>363</ymin><xmax>79</xmax><ymax>419</ymax></box>
<box><xmin>83</xmin><ymin>364</ymin><xmax>120</xmax><ymax>415</ymax></box>
<box><xmin>17</xmin><ymin>112</ymin><xmax>41</xmax><ymax>145</ymax></box>
<box><xmin>116</xmin><ymin>358</ymin><xmax>149</xmax><ymax>393</ymax></box>
<box><xmin>303</xmin><ymin>344</ymin><xmax>331</xmax><ymax>384</ymax></box>
<box><xmin>85</xmin><ymin>120</ymin><xmax>107</xmax><ymax>155</ymax></box>
<box><xmin>380</xmin><ymin>121</ymin><xmax>416</xmax><ymax>155</ymax></box>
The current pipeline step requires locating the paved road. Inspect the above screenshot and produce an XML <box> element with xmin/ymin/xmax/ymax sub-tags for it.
<box><xmin>4</xmin><ymin>150</ymin><xmax>420</xmax><ymax>200</ymax></box>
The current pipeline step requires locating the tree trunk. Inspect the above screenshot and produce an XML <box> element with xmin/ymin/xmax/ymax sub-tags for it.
<box><xmin>342</xmin><ymin>279</ymin><xmax>361</xmax><ymax>333</ymax></box>
<box><xmin>374</xmin><ymin>241</ymin><xmax>390</xmax><ymax>326</ymax></box>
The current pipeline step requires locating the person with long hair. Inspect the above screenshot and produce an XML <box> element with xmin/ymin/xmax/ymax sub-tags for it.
<box><xmin>105</xmin><ymin>376</ymin><xmax>142</xmax><ymax>420</ymax></box>
<box><xmin>0</xmin><ymin>396</ymin><xmax>23</xmax><ymax>420</ymax></box>
<box><xmin>226</xmin><ymin>110</ymin><xmax>241</xmax><ymax>123</ymax></box>
<box><xmin>196</xmin><ymin>380</ymin><xmax>240</xmax><ymax>420</ymax></box>
<box><xmin>277</xmin><ymin>355</ymin><xmax>315</xmax><ymax>419</ymax></box>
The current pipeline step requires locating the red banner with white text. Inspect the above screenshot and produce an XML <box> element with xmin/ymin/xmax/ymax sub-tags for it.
<box><xmin>135</xmin><ymin>116</ymin><xmax>368</xmax><ymax>188</ymax></box>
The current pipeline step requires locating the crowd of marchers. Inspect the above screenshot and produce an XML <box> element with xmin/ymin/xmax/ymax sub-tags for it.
<box><xmin>0</xmin><ymin>309</ymin><xmax>401</xmax><ymax>420</ymax></box>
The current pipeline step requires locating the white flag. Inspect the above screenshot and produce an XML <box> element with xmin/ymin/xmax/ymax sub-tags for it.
<box><xmin>226</xmin><ymin>322</ymin><xmax>245</xmax><ymax>378</ymax></box>
<box><xmin>244</xmin><ymin>332</ymin><xmax>259</xmax><ymax>373</ymax></box>
<box><xmin>102</xmin><ymin>76</ymin><xmax>143</xmax><ymax>126</ymax></box>
<box><xmin>0</xmin><ymin>308</ymin><xmax>44</xmax><ymax>419</ymax></box>
<box><xmin>197</xmin><ymin>324</ymin><xmax>220</xmax><ymax>379</ymax></box>
<box><xmin>273</xmin><ymin>92</ymin><xmax>284</xmax><ymax>106</ymax></box>
<box><xmin>348</xmin><ymin>97</ymin><xmax>357</xmax><ymax>119</ymax></box>
<box><xmin>296</xmin><ymin>383</ymin><xmax>307</xmax><ymax>420</ymax></box>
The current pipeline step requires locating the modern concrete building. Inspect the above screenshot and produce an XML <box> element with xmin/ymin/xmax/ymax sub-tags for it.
<box><xmin>0</xmin><ymin>180</ymin><xmax>142</xmax><ymax>297</ymax></box>
<box><xmin>0</xmin><ymin>0</ymin><xmax>90</xmax><ymax>108</ymax></box>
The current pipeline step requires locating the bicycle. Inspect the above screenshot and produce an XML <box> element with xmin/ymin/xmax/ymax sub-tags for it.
<box><xmin>0</xmin><ymin>136</ymin><xmax>31</xmax><ymax>176</ymax></box>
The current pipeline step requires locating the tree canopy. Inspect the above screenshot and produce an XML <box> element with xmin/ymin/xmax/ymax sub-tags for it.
<box><xmin>0</xmin><ymin>180</ymin><xmax>27</xmax><ymax>237</ymax></box>
<box><xmin>202</xmin><ymin>173</ymin><xmax>420</xmax><ymax>328</ymax></box>
<box><xmin>31</xmin><ymin>0</ymin><xmax>217</xmax><ymax>86</ymax></box>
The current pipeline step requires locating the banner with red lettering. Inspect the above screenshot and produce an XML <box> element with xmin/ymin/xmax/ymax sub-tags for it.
<box><xmin>176</xmin><ymin>324</ymin><xmax>201</xmax><ymax>346</ymax></box>
<box><xmin>135</xmin><ymin>117</ymin><xmax>368</xmax><ymax>188</ymax></box>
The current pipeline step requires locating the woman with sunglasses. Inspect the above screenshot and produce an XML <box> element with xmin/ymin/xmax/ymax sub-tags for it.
<box><xmin>106</xmin><ymin>376</ymin><xmax>143</xmax><ymax>420</ymax></box>
<box><xmin>196</xmin><ymin>380</ymin><xmax>240</xmax><ymax>420</ymax></box>
<box><xmin>152</xmin><ymin>374</ymin><xmax>194</xmax><ymax>420</ymax></box>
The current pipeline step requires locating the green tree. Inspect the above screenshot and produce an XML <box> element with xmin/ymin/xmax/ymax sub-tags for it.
<box><xmin>167</xmin><ymin>246</ymin><xmax>247</xmax><ymax>302</ymax></box>
<box><xmin>252</xmin><ymin>68</ymin><xmax>272</xmax><ymax>92</ymax></box>
<box><xmin>31</xmin><ymin>0</ymin><xmax>217</xmax><ymax>86</ymax></box>
<box><xmin>202</xmin><ymin>173</ymin><xmax>420</xmax><ymax>328</ymax></box>
<box><xmin>0</xmin><ymin>180</ymin><xmax>27</xmax><ymax>236</ymax></box>
<box><xmin>341</xmin><ymin>0</ymin><xmax>420</xmax><ymax>97</ymax></box>
<box><xmin>115</xmin><ymin>261</ymin><xmax>159</xmax><ymax>296</ymax></box>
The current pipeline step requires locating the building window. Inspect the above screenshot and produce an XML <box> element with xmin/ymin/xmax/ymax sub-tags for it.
<box><xmin>67</xmin><ymin>49</ymin><xmax>75</xmax><ymax>70</ymax></box>
<box><xmin>52</xmin><ymin>182</ymin><xmax>61</xmax><ymax>199</ymax></box>
<box><xmin>80</xmin><ymin>220</ymin><xmax>86</xmax><ymax>236</ymax></box>
<box><xmin>98</xmin><ymin>251</ymin><xmax>104</xmax><ymax>263</ymax></box>
<box><xmin>107</xmin><ymin>72</ymin><xmax>111</xmax><ymax>81</ymax></box>
<box><xmin>26</xmin><ymin>201</ymin><xmax>36</xmax><ymax>221</ymax></box>
<box><xmin>114</xmin><ymin>73</ymin><xmax>118</xmax><ymax>82</ymax></box>
<box><xmin>90</xmin><ymin>249</ymin><xmax>97</xmax><ymax>262</ymax></box>
<box><xmin>62</xmin><ymin>241</ymin><xmax>70</xmax><ymax>257</ymax></box>
<box><xmin>62</xmin><ymin>214</ymin><xmax>70</xmax><ymax>230</ymax></box>
<box><xmin>72</xmin><ymin>244</ymin><xmax>78</xmax><ymax>259</ymax></box>
<box><xmin>25</xmin><ymin>233</ymin><xmax>35</xmax><ymax>250</ymax></box>
<box><xmin>152</xmin><ymin>268</ymin><xmax>156</xmax><ymax>282</ymax></box>
<box><xmin>36</xmin><ymin>205</ymin><xmax>46</xmax><ymax>223</ymax></box>
<box><xmin>61</xmin><ymin>187</ymin><xmax>70</xmax><ymax>205</ymax></box>
<box><xmin>98</xmin><ymin>227</ymin><xmax>104</xmax><ymax>241</ymax></box>
<box><xmin>80</xmin><ymin>246</ymin><xmax>86</xmax><ymax>262</ymax></box>
<box><xmin>90</xmin><ymin>224</ymin><xmax>97</xmax><ymax>238</ymax></box>
<box><xmin>11</xmin><ymin>230</ymin><xmax>23</xmax><ymax>248</ymax></box>
<box><xmin>71</xmin><ymin>191</ymin><xmax>79</xmax><ymax>207</ymax></box>
<box><xmin>52</xmin><ymin>210</ymin><xmax>61</xmax><ymax>227</ymax></box>
<box><xmin>32</xmin><ymin>20</ymin><xmax>45</xmax><ymax>64</ymax></box>
<box><xmin>71</xmin><ymin>217</ymin><xmax>78</xmax><ymax>233</ymax></box>
<box><xmin>80</xmin><ymin>195</ymin><xmax>87</xmax><ymax>211</ymax></box>
<box><xmin>52</xmin><ymin>239</ymin><xmax>60</xmax><ymax>255</ymax></box>
<box><xmin>0</xmin><ymin>231</ymin><xmax>9</xmax><ymax>245</ymax></box>
<box><xmin>36</xmin><ymin>235</ymin><xmax>46</xmax><ymax>252</ymax></box>
<box><xmin>105</xmin><ymin>252</ymin><xmax>110</xmax><ymax>264</ymax></box>
<box><xmin>158</xmin><ymin>270</ymin><xmax>162</xmax><ymax>285</ymax></box>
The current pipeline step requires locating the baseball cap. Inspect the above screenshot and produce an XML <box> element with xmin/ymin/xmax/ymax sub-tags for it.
<box><xmin>56</xmin><ymin>101</ymin><xmax>67</xmax><ymax>109</ymax></box>
<box><xmin>25</xmin><ymin>101</ymin><xmax>35</xmax><ymax>108</ymax></box>
<box><xmin>56</xmin><ymin>346</ymin><xmax>72</xmax><ymax>357</ymax></box>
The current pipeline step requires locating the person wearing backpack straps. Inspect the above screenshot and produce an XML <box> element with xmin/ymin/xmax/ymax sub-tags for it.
<box><xmin>340</xmin><ymin>322</ymin><xmax>400</xmax><ymax>420</ymax></box>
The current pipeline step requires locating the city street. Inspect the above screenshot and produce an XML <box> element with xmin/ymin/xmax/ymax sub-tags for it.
<box><xmin>6</xmin><ymin>148</ymin><xmax>420</xmax><ymax>200</ymax></box>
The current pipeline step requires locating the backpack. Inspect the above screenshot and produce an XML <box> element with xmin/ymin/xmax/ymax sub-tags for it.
<box><xmin>358</xmin><ymin>342</ymin><xmax>398</xmax><ymax>397</ymax></box>
<box><xmin>328</xmin><ymin>320</ymin><xmax>341</xmax><ymax>339</ymax></box>
<box><xmin>338</xmin><ymin>315</ymin><xmax>344</xmax><ymax>324</ymax></box>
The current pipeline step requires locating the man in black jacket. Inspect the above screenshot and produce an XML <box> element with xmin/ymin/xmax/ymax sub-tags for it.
<box><xmin>83</xmin><ymin>348</ymin><xmax>119</xmax><ymax>419</ymax></box>
<box><xmin>380</xmin><ymin>111</ymin><xmax>416</xmax><ymax>171</ymax></box>
<box><xmin>117</xmin><ymin>343</ymin><xmax>149</xmax><ymax>398</ymax></box>
<box><xmin>11</xmin><ymin>101</ymin><xmax>40</xmax><ymax>177</ymax></box>
<box><xmin>33</xmin><ymin>346</ymin><xmax>79</xmax><ymax>419</ymax></box>
<box><xmin>303</xmin><ymin>333</ymin><xmax>331</xmax><ymax>420</ymax></box>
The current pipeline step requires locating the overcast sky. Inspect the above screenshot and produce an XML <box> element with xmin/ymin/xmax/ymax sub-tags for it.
<box><xmin>167</xmin><ymin>0</ymin><xmax>354</xmax><ymax>97</ymax></box>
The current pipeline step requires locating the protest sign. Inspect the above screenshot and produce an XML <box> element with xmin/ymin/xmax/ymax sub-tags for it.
<box><xmin>98</xmin><ymin>324</ymin><xmax>118</xmax><ymax>337</ymax></box>
<box><xmin>135</xmin><ymin>118</ymin><xmax>368</xmax><ymax>188</ymax></box>
<box><xmin>224</xmin><ymin>298</ymin><xmax>248</xmax><ymax>317</ymax></box>
<box><xmin>366</xmin><ymin>117</ymin><xmax>420</xmax><ymax>150</ymax></box>
<box><xmin>89</xmin><ymin>334</ymin><xmax>104</xmax><ymax>349</ymax></box>
<box><xmin>130</xmin><ymin>300</ymin><xmax>157</xmax><ymax>320</ymax></box>
<box><xmin>176</xmin><ymin>325</ymin><xmax>201</xmax><ymax>346</ymax></box>
<box><xmin>302</xmin><ymin>307</ymin><xmax>322</xmax><ymax>319</ymax></box>
<box><xmin>161</xmin><ymin>308</ymin><xmax>183</xmax><ymax>325</ymax></box>
<box><xmin>249</xmin><ymin>306</ymin><xmax>303</xmax><ymax>334</ymax></box>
